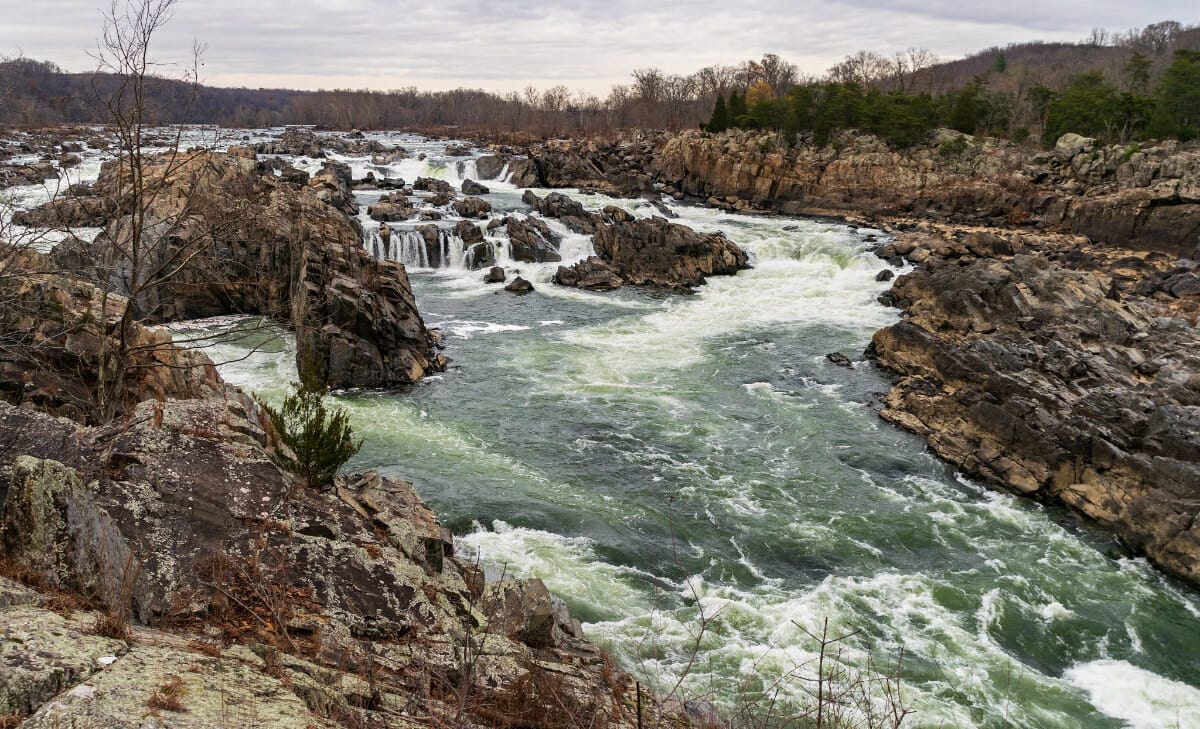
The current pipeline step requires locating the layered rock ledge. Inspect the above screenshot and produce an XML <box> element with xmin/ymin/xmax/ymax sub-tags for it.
<box><xmin>866</xmin><ymin>227</ymin><xmax>1200</xmax><ymax>585</ymax></box>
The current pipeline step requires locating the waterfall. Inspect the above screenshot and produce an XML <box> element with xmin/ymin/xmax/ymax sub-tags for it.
<box><xmin>364</xmin><ymin>228</ymin><xmax>466</xmax><ymax>269</ymax></box>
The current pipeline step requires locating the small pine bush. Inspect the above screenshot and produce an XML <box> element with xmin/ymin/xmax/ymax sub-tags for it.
<box><xmin>260</xmin><ymin>364</ymin><xmax>362</xmax><ymax>489</ymax></box>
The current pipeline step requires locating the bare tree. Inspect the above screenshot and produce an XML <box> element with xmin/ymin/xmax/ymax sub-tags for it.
<box><xmin>827</xmin><ymin>50</ymin><xmax>894</xmax><ymax>86</ymax></box>
<box><xmin>758</xmin><ymin>53</ymin><xmax>799</xmax><ymax>96</ymax></box>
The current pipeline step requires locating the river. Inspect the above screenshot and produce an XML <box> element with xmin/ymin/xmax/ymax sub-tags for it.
<box><xmin>11</xmin><ymin>129</ymin><xmax>1200</xmax><ymax>728</ymax></box>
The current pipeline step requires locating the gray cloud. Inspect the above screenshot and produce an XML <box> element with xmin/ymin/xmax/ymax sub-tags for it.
<box><xmin>1</xmin><ymin>1</ymin><xmax>1195</xmax><ymax>93</ymax></box>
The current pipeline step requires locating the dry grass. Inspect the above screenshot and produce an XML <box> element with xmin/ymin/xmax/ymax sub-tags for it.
<box><xmin>146</xmin><ymin>675</ymin><xmax>188</xmax><ymax>713</ymax></box>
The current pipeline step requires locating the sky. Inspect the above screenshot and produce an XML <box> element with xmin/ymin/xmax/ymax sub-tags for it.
<box><xmin>1</xmin><ymin>1</ymin><xmax>1196</xmax><ymax>95</ymax></box>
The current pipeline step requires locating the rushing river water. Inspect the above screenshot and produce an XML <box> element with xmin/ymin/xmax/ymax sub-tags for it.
<box><xmin>9</xmin><ymin>130</ymin><xmax>1200</xmax><ymax>728</ymax></box>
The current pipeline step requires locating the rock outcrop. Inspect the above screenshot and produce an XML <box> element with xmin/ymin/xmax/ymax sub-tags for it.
<box><xmin>0</xmin><ymin>248</ymin><xmax>222</xmax><ymax>422</ymax></box>
<box><xmin>25</xmin><ymin>150</ymin><xmax>443</xmax><ymax>390</ymax></box>
<box><xmin>868</xmin><ymin>231</ymin><xmax>1200</xmax><ymax>586</ymax></box>
<box><xmin>655</xmin><ymin>129</ymin><xmax>1200</xmax><ymax>258</ymax></box>
<box><xmin>500</xmin><ymin>216</ymin><xmax>562</xmax><ymax>263</ymax></box>
<box><xmin>0</xmin><ymin>292</ymin><xmax>641</xmax><ymax>726</ymax></box>
<box><xmin>555</xmin><ymin>216</ymin><xmax>750</xmax><ymax>292</ymax></box>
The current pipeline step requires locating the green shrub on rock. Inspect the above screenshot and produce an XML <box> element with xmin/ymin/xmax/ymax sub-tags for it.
<box><xmin>259</xmin><ymin>365</ymin><xmax>361</xmax><ymax>489</ymax></box>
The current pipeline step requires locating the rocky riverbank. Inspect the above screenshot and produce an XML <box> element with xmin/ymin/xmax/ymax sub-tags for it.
<box><xmin>867</xmin><ymin>224</ymin><xmax>1200</xmax><ymax>585</ymax></box>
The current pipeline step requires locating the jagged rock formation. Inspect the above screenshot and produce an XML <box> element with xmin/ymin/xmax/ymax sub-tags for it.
<box><xmin>868</xmin><ymin>228</ymin><xmax>1200</xmax><ymax>586</ymax></box>
<box><xmin>655</xmin><ymin>129</ymin><xmax>1200</xmax><ymax>258</ymax></box>
<box><xmin>0</xmin><ymin>248</ymin><xmax>222</xmax><ymax>422</ymax></box>
<box><xmin>0</xmin><ymin>287</ymin><xmax>642</xmax><ymax>726</ymax></box>
<box><xmin>482</xmin><ymin>134</ymin><xmax>665</xmax><ymax>195</ymax></box>
<box><xmin>518</xmin><ymin>189</ymin><xmax>749</xmax><ymax>293</ymax></box>
<box><xmin>23</xmin><ymin>149</ymin><xmax>443</xmax><ymax>390</ymax></box>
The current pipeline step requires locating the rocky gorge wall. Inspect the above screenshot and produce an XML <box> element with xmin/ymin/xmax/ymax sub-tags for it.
<box><xmin>654</xmin><ymin>129</ymin><xmax>1200</xmax><ymax>259</ymax></box>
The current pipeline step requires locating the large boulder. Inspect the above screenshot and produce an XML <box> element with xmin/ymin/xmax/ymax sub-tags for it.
<box><xmin>474</xmin><ymin>154</ymin><xmax>508</xmax><ymax>180</ymax></box>
<box><xmin>522</xmin><ymin>190</ymin><xmax>596</xmax><ymax>234</ymax></box>
<box><xmin>461</xmin><ymin>178</ymin><xmax>490</xmax><ymax>195</ymax></box>
<box><xmin>557</xmin><ymin>216</ymin><xmax>749</xmax><ymax>292</ymax></box>
<box><xmin>503</xmin><ymin>216</ymin><xmax>562</xmax><ymax>263</ymax></box>
<box><xmin>452</xmin><ymin>196</ymin><xmax>492</xmax><ymax>219</ymax></box>
<box><xmin>553</xmin><ymin>256</ymin><xmax>623</xmax><ymax>291</ymax></box>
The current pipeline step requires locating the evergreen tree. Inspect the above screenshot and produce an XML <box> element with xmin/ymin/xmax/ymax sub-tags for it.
<box><xmin>1124</xmin><ymin>51</ymin><xmax>1152</xmax><ymax>94</ymax></box>
<box><xmin>1148</xmin><ymin>49</ymin><xmax>1200</xmax><ymax>141</ymax></box>
<box><xmin>992</xmin><ymin>54</ymin><xmax>1007</xmax><ymax>74</ymax></box>
<box><xmin>259</xmin><ymin>362</ymin><xmax>362</xmax><ymax>489</ymax></box>
<box><xmin>728</xmin><ymin>90</ymin><xmax>748</xmax><ymax>126</ymax></box>
<box><xmin>949</xmin><ymin>81</ymin><xmax>983</xmax><ymax>134</ymax></box>
<box><xmin>1044</xmin><ymin>71</ymin><xmax>1121</xmax><ymax>143</ymax></box>
<box><xmin>706</xmin><ymin>94</ymin><xmax>728</xmax><ymax>133</ymax></box>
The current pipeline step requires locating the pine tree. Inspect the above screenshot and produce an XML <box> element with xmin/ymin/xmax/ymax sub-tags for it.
<box><xmin>707</xmin><ymin>94</ymin><xmax>729</xmax><ymax>133</ymax></box>
<box><xmin>1148</xmin><ymin>49</ymin><xmax>1200</xmax><ymax>141</ymax></box>
<box><xmin>728</xmin><ymin>91</ymin><xmax>748</xmax><ymax>127</ymax></box>
<box><xmin>259</xmin><ymin>361</ymin><xmax>362</xmax><ymax>489</ymax></box>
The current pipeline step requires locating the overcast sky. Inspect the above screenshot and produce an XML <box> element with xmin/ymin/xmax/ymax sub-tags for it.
<box><xmin>1</xmin><ymin>1</ymin><xmax>1196</xmax><ymax>95</ymax></box>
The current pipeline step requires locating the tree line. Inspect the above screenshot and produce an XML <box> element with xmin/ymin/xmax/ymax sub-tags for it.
<box><xmin>2</xmin><ymin>19</ymin><xmax>1197</xmax><ymax>144</ymax></box>
<box><xmin>706</xmin><ymin>42</ymin><xmax>1200</xmax><ymax>147</ymax></box>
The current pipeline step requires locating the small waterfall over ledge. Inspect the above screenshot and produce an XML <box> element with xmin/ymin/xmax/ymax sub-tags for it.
<box><xmin>367</xmin><ymin>226</ymin><xmax>472</xmax><ymax>269</ymax></box>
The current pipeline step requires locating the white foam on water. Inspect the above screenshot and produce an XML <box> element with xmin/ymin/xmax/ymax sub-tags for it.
<box><xmin>456</xmin><ymin>520</ymin><xmax>660</xmax><ymax>622</ymax></box>
<box><xmin>1065</xmin><ymin>660</ymin><xmax>1200</xmax><ymax>729</ymax></box>
<box><xmin>438</xmin><ymin>320</ymin><xmax>531</xmax><ymax>339</ymax></box>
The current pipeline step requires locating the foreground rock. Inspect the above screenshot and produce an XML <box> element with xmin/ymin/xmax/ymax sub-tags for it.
<box><xmin>26</xmin><ymin>149</ymin><xmax>443</xmax><ymax>390</ymax></box>
<box><xmin>869</xmin><ymin>235</ymin><xmax>1200</xmax><ymax>586</ymax></box>
<box><xmin>0</xmin><ymin>293</ymin><xmax>643</xmax><ymax>726</ymax></box>
<box><xmin>556</xmin><ymin>216</ymin><xmax>750</xmax><ymax>292</ymax></box>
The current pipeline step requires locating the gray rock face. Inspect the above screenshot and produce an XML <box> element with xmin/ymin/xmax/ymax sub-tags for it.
<box><xmin>869</xmin><ymin>249</ymin><xmax>1200</xmax><ymax>586</ymax></box>
<box><xmin>36</xmin><ymin>151</ymin><xmax>442</xmax><ymax>391</ymax></box>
